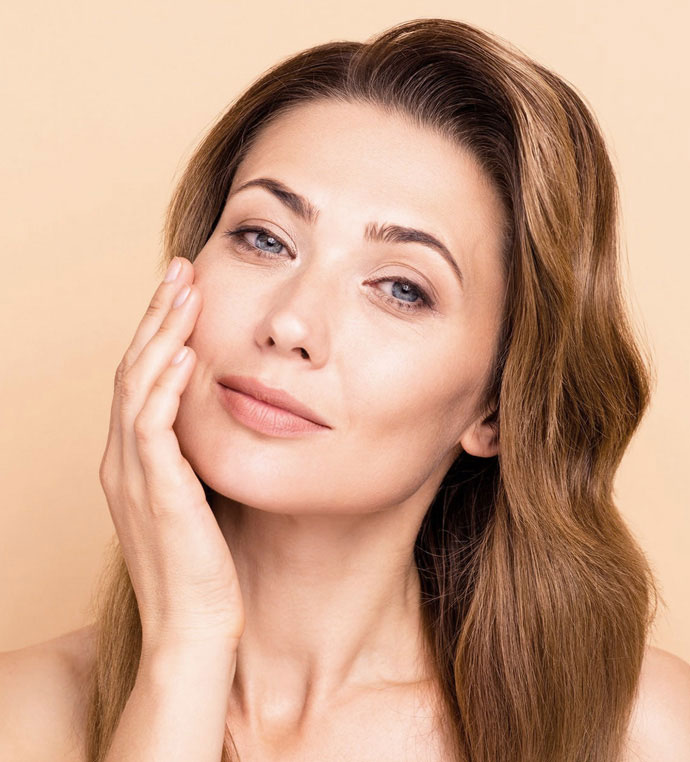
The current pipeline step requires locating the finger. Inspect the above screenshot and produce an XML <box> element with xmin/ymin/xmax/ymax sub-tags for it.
<box><xmin>117</xmin><ymin>284</ymin><xmax>201</xmax><ymax>493</ymax></box>
<box><xmin>118</xmin><ymin>280</ymin><xmax>201</xmax><ymax>429</ymax></box>
<box><xmin>105</xmin><ymin>258</ymin><xmax>194</xmax><ymax>441</ymax></box>
<box><xmin>131</xmin><ymin>345</ymin><xmax>206</xmax><ymax>514</ymax></box>
<box><xmin>111</xmin><ymin>344</ymin><xmax>195</xmax><ymax>533</ymax></box>
<box><xmin>122</xmin><ymin>257</ymin><xmax>195</xmax><ymax>371</ymax></box>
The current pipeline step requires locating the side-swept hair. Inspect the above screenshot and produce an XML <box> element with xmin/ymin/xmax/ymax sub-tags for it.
<box><xmin>87</xmin><ymin>18</ymin><xmax>657</xmax><ymax>762</ymax></box>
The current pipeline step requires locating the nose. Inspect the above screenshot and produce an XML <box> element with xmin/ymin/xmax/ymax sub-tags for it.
<box><xmin>253</xmin><ymin>262</ymin><xmax>331</xmax><ymax>367</ymax></box>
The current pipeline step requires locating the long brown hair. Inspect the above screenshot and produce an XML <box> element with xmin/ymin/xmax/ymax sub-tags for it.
<box><xmin>86</xmin><ymin>18</ymin><xmax>657</xmax><ymax>761</ymax></box>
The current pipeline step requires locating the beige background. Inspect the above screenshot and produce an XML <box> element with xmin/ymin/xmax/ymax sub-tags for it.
<box><xmin>1</xmin><ymin>0</ymin><xmax>688</xmax><ymax>661</ymax></box>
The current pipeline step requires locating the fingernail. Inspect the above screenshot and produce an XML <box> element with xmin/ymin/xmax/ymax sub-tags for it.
<box><xmin>172</xmin><ymin>346</ymin><xmax>189</xmax><ymax>365</ymax></box>
<box><xmin>173</xmin><ymin>284</ymin><xmax>191</xmax><ymax>308</ymax></box>
<box><xmin>164</xmin><ymin>258</ymin><xmax>182</xmax><ymax>283</ymax></box>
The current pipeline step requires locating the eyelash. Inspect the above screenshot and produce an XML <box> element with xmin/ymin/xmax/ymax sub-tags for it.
<box><xmin>222</xmin><ymin>226</ymin><xmax>435</xmax><ymax>314</ymax></box>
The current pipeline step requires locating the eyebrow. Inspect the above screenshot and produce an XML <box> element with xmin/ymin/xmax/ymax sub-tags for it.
<box><xmin>228</xmin><ymin>176</ymin><xmax>464</xmax><ymax>288</ymax></box>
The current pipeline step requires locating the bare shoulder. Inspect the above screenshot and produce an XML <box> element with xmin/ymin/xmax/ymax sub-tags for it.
<box><xmin>622</xmin><ymin>645</ymin><xmax>690</xmax><ymax>761</ymax></box>
<box><xmin>0</xmin><ymin>624</ymin><xmax>97</xmax><ymax>762</ymax></box>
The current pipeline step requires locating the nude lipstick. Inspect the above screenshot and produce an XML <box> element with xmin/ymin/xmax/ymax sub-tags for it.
<box><xmin>216</xmin><ymin>375</ymin><xmax>331</xmax><ymax>437</ymax></box>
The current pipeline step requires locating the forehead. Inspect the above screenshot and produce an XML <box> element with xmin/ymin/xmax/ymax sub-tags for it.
<box><xmin>230</xmin><ymin>99</ymin><xmax>506</xmax><ymax>287</ymax></box>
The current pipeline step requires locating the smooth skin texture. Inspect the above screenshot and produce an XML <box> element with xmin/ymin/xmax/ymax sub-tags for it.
<box><xmin>99</xmin><ymin>255</ymin><xmax>245</xmax><ymax>655</ymax></box>
<box><xmin>1</xmin><ymin>100</ymin><xmax>689</xmax><ymax>760</ymax></box>
<box><xmin>1</xmin><ymin>629</ymin><xmax>689</xmax><ymax>760</ymax></box>
<box><xmin>172</xmin><ymin>100</ymin><xmax>505</xmax><ymax>752</ymax></box>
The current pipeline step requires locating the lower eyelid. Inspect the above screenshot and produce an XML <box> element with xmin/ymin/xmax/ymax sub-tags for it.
<box><xmin>225</xmin><ymin>229</ymin><xmax>434</xmax><ymax>311</ymax></box>
<box><xmin>368</xmin><ymin>277</ymin><xmax>433</xmax><ymax>309</ymax></box>
<box><xmin>226</xmin><ymin>228</ymin><xmax>289</xmax><ymax>257</ymax></box>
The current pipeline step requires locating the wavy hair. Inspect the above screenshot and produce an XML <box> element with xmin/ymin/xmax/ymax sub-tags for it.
<box><xmin>86</xmin><ymin>18</ymin><xmax>657</xmax><ymax>762</ymax></box>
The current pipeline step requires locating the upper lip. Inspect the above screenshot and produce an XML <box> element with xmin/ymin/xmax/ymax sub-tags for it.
<box><xmin>218</xmin><ymin>374</ymin><xmax>331</xmax><ymax>428</ymax></box>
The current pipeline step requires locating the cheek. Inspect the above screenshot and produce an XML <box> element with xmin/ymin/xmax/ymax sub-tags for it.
<box><xmin>184</xmin><ymin>280</ymin><xmax>245</xmax><ymax>358</ymax></box>
<box><xmin>348</xmin><ymin>338</ymin><xmax>483</xmax><ymax>448</ymax></box>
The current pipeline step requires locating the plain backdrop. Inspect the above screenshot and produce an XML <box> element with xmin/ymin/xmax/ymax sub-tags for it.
<box><xmin>1</xmin><ymin>0</ymin><xmax>688</xmax><ymax>662</ymax></box>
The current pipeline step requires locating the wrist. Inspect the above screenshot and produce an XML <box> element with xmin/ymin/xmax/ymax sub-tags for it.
<box><xmin>140</xmin><ymin>637</ymin><xmax>239</xmax><ymax>687</ymax></box>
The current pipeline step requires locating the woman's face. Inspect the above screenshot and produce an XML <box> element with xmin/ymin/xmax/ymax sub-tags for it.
<box><xmin>173</xmin><ymin>99</ymin><xmax>506</xmax><ymax>514</ymax></box>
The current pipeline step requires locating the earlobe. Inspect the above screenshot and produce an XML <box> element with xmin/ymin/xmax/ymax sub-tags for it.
<box><xmin>458</xmin><ymin>418</ymin><xmax>499</xmax><ymax>458</ymax></box>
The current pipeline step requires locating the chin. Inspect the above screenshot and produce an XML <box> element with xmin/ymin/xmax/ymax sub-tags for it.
<box><xmin>179</xmin><ymin>444</ymin><xmax>294</xmax><ymax>513</ymax></box>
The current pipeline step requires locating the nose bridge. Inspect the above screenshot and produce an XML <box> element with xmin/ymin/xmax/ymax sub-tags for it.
<box><xmin>279</xmin><ymin>251</ymin><xmax>342</xmax><ymax>318</ymax></box>
<box><xmin>255</xmin><ymin>255</ymin><xmax>338</xmax><ymax>363</ymax></box>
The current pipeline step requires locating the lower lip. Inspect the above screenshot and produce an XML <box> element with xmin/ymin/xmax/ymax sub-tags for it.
<box><xmin>217</xmin><ymin>384</ymin><xmax>329</xmax><ymax>437</ymax></box>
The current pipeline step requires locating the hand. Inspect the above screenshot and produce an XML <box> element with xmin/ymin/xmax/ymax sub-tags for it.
<box><xmin>98</xmin><ymin>256</ymin><xmax>245</xmax><ymax>657</ymax></box>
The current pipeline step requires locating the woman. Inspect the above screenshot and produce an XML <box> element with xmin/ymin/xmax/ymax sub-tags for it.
<box><xmin>1</xmin><ymin>17</ymin><xmax>688</xmax><ymax>762</ymax></box>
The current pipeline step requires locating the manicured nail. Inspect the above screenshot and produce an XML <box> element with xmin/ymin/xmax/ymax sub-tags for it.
<box><xmin>164</xmin><ymin>258</ymin><xmax>182</xmax><ymax>283</ymax></box>
<box><xmin>173</xmin><ymin>284</ymin><xmax>191</xmax><ymax>308</ymax></box>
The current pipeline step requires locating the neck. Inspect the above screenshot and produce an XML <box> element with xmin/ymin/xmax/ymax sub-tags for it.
<box><xmin>211</xmin><ymin>493</ymin><xmax>435</xmax><ymax>734</ymax></box>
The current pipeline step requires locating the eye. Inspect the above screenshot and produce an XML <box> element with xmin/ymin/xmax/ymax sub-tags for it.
<box><xmin>367</xmin><ymin>276</ymin><xmax>435</xmax><ymax>314</ymax></box>
<box><xmin>222</xmin><ymin>226</ymin><xmax>291</xmax><ymax>258</ymax></box>
<box><xmin>222</xmin><ymin>227</ymin><xmax>435</xmax><ymax>315</ymax></box>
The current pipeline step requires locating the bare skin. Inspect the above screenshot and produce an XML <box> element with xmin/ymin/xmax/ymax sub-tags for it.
<box><xmin>0</xmin><ymin>624</ymin><xmax>689</xmax><ymax>761</ymax></box>
<box><xmin>2</xmin><ymin>101</ymin><xmax>689</xmax><ymax>759</ymax></box>
<box><xmin>0</xmin><ymin>623</ymin><xmax>453</xmax><ymax>761</ymax></box>
<box><xmin>173</xmin><ymin>100</ymin><xmax>505</xmax><ymax>745</ymax></box>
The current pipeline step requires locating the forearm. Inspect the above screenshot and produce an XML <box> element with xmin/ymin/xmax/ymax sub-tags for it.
<box><xmin>103</xmin><ymin>643</ymin><xmax>237</xmax><ymax>762</ymax></box>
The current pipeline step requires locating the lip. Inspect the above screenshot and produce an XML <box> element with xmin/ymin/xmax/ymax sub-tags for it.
<box><xmin>217</xmin><ymin>374</ymin><xmax>331</xmax><ymax>430</ymax></box>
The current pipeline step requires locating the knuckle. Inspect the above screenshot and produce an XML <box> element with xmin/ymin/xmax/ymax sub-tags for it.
<box><xmin>99</xmin><ymin>456</ymin><xmax>124</xmax><ymax>499</ymax></box>
<box><xmin>116</xmin><ymin>369</ymin><xmax>139</xmax><ymax>404</ymax></box>
<box><xmin>150</xmin><ymin>374</ymin><xmax>168</xmax><ymax>395</ymax></box>
<box><xmin>145</xmin><ymin>292</ymin><xmax>166</xmax><ymax>319</ymax></box>
<box><xmin>114</xmin><ymin>360</ymin><xmax>127</xmax><ymax>391</ymax></box>
<box><xmin>157</xmin><ymin>319</ymin><xmax>176</xmax><ymax>338</ymax></box>
<box><xmin>133</xmin><ymin>410</ymin><xmax>156</xmax><ymax>443</ymax></box>
<box><xmin>98</xmin><ymin>458</ymin><xmax>112</xmax><ymax>490</ymax></box>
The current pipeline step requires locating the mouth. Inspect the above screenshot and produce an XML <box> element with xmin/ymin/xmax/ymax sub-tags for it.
<box><xmin>216</xmin><ymin>374</ymin><xmax>331</xmax><ymax>434</ymax></box>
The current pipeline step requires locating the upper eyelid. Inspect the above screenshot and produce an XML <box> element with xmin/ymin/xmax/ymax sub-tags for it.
<box><xmin>229</xmin><ymin>226</ymin><xmax>430</xmax><ymax>288</ymax></box>
<box><xmin>225</xmin><ymin>226</ymin><xmax>437</xmax><ymax>312</ymax></box>
<box><xmin>225</xmin><ymin>224</ymin><xmax>294</xmax><ymax>253</ymax></box>
<box><xmin>226</xmin><ymin>182</ymin><xmax>464</xmax><ymax>288</ymax></box>
<box><xmin>227</xmin><ymin>225</ymin><xmax>436</xmax><ymax>286</ymax></box>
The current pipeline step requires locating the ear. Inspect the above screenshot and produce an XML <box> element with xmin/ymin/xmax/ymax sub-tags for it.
<box><xmin>457</xmin><ymin>413</ymin><xmax>499</xmax><ymax>458</ymax></box>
